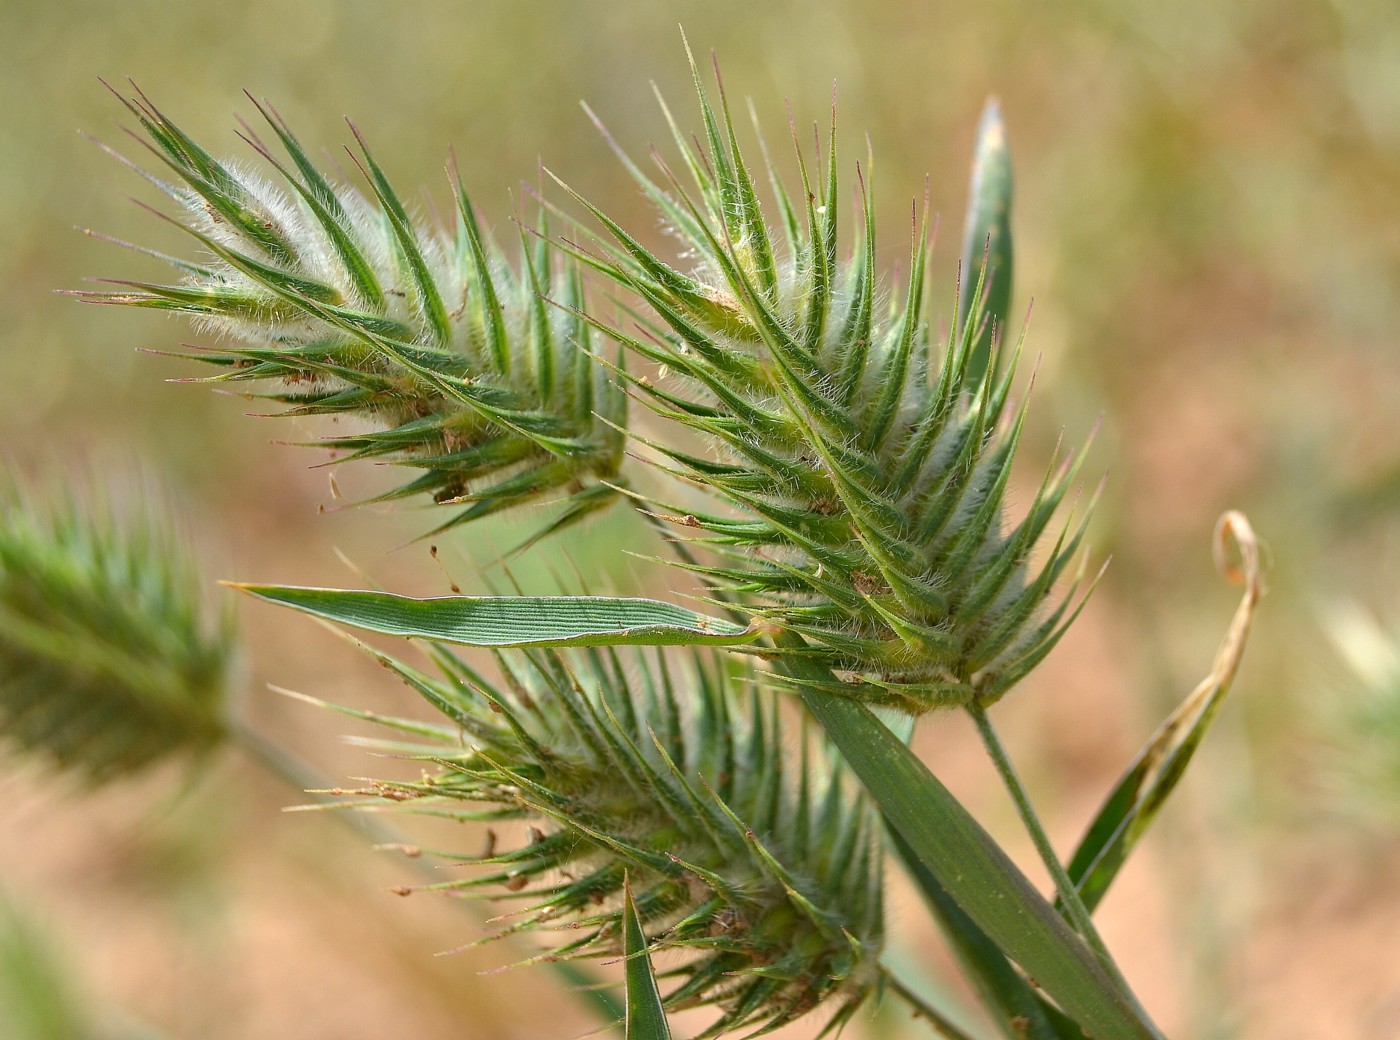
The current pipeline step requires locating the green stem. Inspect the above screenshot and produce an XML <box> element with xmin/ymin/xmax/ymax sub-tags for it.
<box><xmin>227</xmin><ymin>719</ymin><xmax>623</xmax><ymax>1024</ymax></box>
<box><xmin>885</xmin><ymin>971</ymin><xmax>984</xmax><ymax>1040</ymax></box>
<box><xmin>966</xmin><ymin>704</ymin><xmax>1127</xmax><ymax>990</ymax></box>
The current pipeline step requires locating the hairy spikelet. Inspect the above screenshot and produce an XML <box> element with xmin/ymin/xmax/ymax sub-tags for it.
<box><xmin>0</xmin><ymin>474</ymin><xmax>231</xmax><ymax>781</ymax></box>
<box><xmin>562</xmin><ymin>56</ymin><xmax>1096</xmax><ymax>712</ymax></box>
<box><xmin>80</xmin><ymin>88</ymin><xmax>625</xmax><ymax>541</ymax></box>
<box><xmin>316</xmin><ymin>643</ymin><xmax>883</xmax><ymax>1037</ymax></box>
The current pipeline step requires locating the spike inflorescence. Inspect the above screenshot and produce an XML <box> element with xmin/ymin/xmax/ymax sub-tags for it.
<box><xmin>562</xmin><ymin>57</ymin><xmax>1097</xmax><ymax>712</ymax></box>
<box><xmin>320</xmin><ymin>643</ymin><xmax>883</xmax><ymax>1037</ymax></box>
<box><xmin>0</xmin><ymin>474</ymin><xmax>231</xmax><ymax>781</ymax></box>
<box><xmin>81</xmin><ymin>88</ymin><xmax>626</xmax><ymax>540</ymax></box>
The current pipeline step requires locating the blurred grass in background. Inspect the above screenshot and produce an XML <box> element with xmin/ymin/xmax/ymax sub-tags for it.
<box><xmin>3</xmin><ymin>0</ymin><xmax>1400</xmax><ymax>1037</ymax></box>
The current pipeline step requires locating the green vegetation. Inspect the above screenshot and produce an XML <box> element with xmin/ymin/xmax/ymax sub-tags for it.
<box><xmin>6</xmin><ymin>7</ymin><xmax>1399</xmax><ymax>1037</ymax></box>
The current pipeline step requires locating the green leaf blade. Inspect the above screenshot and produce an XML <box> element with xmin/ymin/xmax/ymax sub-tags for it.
<box><xmin>232</xmin><ymin>585</ymin><xmax>759</xmax><ymax>648</ymax></box>
<box><xmin>890</xmin><ymin>828</ymin><xmax>1083</xmax><ymax>1040</ymax></box>
<box><xmin>1066</xmin><ymin>512</ymin><xmax>1262</xmax><ymax>914</ymax></box>
<box><xmin>781</xmin><ymin>638</ymin><xmax>1161</xmax><ymax>1040</ymax></box>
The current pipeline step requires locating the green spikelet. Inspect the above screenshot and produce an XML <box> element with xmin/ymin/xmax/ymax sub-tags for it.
<box><xmin>312</xmin><ymin>643</ymin><xmax>883</xmax><ymax>1037</ymax></box>
<box><xmin>560</xmin><ymin>55</ymin><xmax>1096</xmax><ymax>712</ymax></box>
<box><xmin>0</xmin><ymin>473</ymin><xmax>231</xmax><ymax>782</ymax></box>
<box><xmin>80</xmin><ymin>88</ymin><xmax>625</xmax><ymax>539</ymax></box>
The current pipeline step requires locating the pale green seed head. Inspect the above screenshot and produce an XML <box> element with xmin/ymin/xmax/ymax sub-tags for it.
<box><xmin>1321</xmin><ymin>603</ymin><xmax>1400</xmax><ymax>829</ymax></box>
<box><xmin>564</xmin><ymin>58</ymin><xmax>1097</xmax><ymax>713</ymax></box>
<box><xmin>0</xmin><ymin>472</ymin><xmax>231</xmax><ymax>782</ymax></box>
<box><xmin>80</xmin><ymin>88</ymin><xmax>626</xmax><ymax>543</ymax></box>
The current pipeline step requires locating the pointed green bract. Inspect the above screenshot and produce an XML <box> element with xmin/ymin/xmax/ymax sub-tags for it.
<box><xmin>567</xmin><ymin>63</ymin><xmax>1091</xmax><ymax>711</ymax></box>
<box><xmin>958</xmin><ymin>97</ymin><xmax>1014</xmax><ymax>391</ymax></box>
<box><xmin>301</xmin><ymin>640</ymin><xmax>883</xmax><ymax>1037</ymax></box>
<box><xmin>83</xmin><ymin>90</ymin><xmax>624</xmax><ymax>540</ymax></box>
<box><xmin>623</xmin><ymin>882</ymin><xmax>673</xmax><ymax>1040</ymax></box>
<box><xmin>0</xmin><ymin>473</ymin><xmax>231</xmax><ymax>782</ymax></box>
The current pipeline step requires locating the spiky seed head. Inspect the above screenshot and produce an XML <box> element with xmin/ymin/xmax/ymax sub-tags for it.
<box><xmin>80</xmin><ymin>88</ymin><xmax>626</xmax><ymax>543</ymax></box>
<box><xmin>0</xmin><ymin>472</ymin><xmax>232</xmax><ymax>782</ymax></box>
<box><xmin>319</xmin><ymin>643</ymin><xmax>883</xmax><ymax>1037</ymax></box>
<box><xmin>564</xmin><ymin>58</ymin><xmax>1097</xmax><ymax>712</ymax></box>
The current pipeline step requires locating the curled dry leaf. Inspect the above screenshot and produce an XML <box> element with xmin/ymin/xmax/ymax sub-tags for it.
<box><xmin>1066</xmin><ymin>509</ymin><xmax>1264</xmax><ymax>914</ymax></box>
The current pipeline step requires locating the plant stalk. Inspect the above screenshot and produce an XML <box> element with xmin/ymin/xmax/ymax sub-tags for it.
<box><xmin>884</xmin><ymin>971</ymin><xmax>984</xmax><ymax>1040</ymax></box>
<box><xmin>966</xmin><ymin>703</ymin><xmax>1135</xmax><ymax>998</ymax></box>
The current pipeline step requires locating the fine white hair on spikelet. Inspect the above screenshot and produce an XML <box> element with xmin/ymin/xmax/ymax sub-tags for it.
<box><xmin>557</xmin><ymin>55</ymin><xmax>1096</xmax><ymax>712</ymax></box>
<box><xmin>81</xmin><ymin>87</ymin><xmax>627</xmax><ymax>547</ymax></box>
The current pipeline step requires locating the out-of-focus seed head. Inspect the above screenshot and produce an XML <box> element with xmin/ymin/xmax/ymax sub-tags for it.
<box><xmin>0</xmin><ymin>472</ymin><xmax>231</xmax><ymax>782</ymax></box>
<box><xmin>1321</xmin><ymin>602</ymin><xmax>1400</xmax><ymax>830</ymax></box>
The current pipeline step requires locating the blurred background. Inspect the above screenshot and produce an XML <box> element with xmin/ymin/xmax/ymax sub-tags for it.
<box><xmin>2</xmin><ymin>0</ymin><xmax>1399</xmax><ymax>1037</ymax></box>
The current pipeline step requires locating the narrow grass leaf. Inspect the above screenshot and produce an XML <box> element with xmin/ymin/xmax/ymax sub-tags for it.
<box><xmin>231</xmin><ymin>585</ymin><xmax>759</xmax><ymax>648</ymax></box>
<box><xmin>889</xmin><ymin>829</ymin><xmax>1081</xmax><ymax>1040</ymax></box>
<box><xmin>778</xmin><ymin>638</ymin><xmax>1161</xmax><ymax>1040</ymax></box>
<box><xmin>1066</xmin><ymin>512</ymin><xmax>1262</xmax><ymax>914</ymax></box>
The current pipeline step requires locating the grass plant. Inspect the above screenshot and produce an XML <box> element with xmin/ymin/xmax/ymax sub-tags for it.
<box><xmin>0</xmin><ymin>42</ymin><xmax>1268</xmax><ymax>1039</ymax></box>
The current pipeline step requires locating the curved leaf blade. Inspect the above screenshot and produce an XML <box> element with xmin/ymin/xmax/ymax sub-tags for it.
<box><xmin>231</xmin><ymin>585</ymin><xmax>759</xmax><ymax>648</ymax></box>
<box><xmin>1066</xmin><ymin>512</ymin><xmax>1262</xmax><ymax>914</ymax></box>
